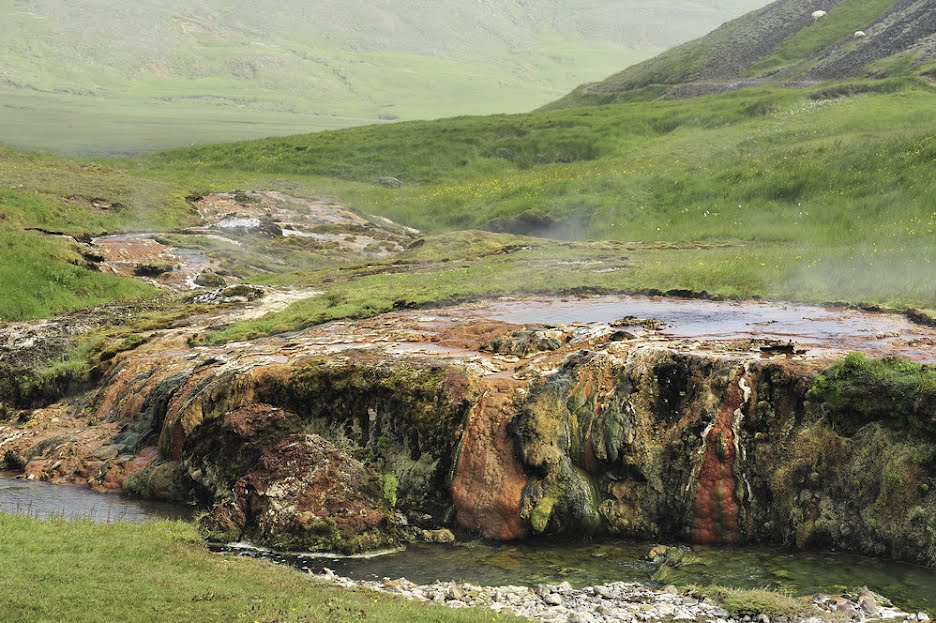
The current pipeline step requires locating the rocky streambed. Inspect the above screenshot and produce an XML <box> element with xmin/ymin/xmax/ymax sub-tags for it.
<box><xmin>305</xmin><ymin>571</ymin><xmax>930</xmax><ymax>623</ymax></box>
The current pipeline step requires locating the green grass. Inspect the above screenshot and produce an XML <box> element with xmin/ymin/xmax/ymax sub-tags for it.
<box><xmin>0</xmin><ymin>147</ymin><xmax>200</xmax><ymax>321</ymax></box>
<box><xmin>750</xmin><ymin>0</ymin><xmax>901</xmax><ymax>75</ymax></box>
<box><xmin>0</xmin><ymin>514</ymin><xmax>523</xmax><ymax>623</ymax></box>
<box><xmin>694</xmin><ymin>586</ymin><xmax>813</xmax><ymax>619</ymax></box>
<box><xmin>0</xmin><ymin>0</ymin><xmax>770</xmax><ymax>156</ymax></box>
<box><xmin>136</xmin><ymin>82</ymin><xmax>936</xmax><ymax>341</ymax></box>
<box><xmin>0</xmin><ymin>228</ymin><xmax>154</xmax><ymax>323</ymax></box>
<box><xmin>3</xmin><ymin>78</ymin><xmax>936</xmax><ymax>328</ymax></box>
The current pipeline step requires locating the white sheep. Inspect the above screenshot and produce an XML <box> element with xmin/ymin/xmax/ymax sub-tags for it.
<box><xmin>854</xmin><ymin>30</ymin><xmax>867</xmax><ymax>38</ymax></box>
<box><xmin>812</xmin><ymin>10</ymin><xmax>827</xmax><ymax>20</ymax></box>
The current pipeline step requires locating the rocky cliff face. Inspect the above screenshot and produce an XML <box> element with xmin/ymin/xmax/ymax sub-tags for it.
<box><xmin>3</xmin><ymin>296</ymin><xmax>935</xmax><ymax>564</ymax></box>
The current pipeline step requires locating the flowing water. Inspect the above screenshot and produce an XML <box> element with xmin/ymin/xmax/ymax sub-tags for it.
<box><xmin>216</xmin><ymin>539</ymin><xmax>936</xmax><ymax>614</ymax></box>
<box><xmin>3</xmin><ymin>472</ymin><xmax>935</xmax><ymax>613</ymax></box>
<box><xmin>0</xmin><ymin>472</ymin><xmax>190</xmax><ymax>523</ymax></box>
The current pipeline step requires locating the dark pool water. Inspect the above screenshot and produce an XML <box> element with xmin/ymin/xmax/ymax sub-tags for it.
<box><xmin>0</xmin><ymin>472</ymin><xmax>191</xmax><ymax>522</ymax></box>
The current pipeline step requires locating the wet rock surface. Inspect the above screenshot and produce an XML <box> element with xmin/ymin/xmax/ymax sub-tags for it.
<box><xmin>232</xmin><ymin>432</ymin><xmax>396</xmax><ymax>554</ymax></box>
<box><xmin>189</xmin><ymin>191</ymin><xmax>419</xmax><ymax>256</ymax></box>
<box><xmin>87</xmin><ymin>191</ymin><xmax>420</xmax><ymax>292</ymax></box>
<box><xmin>2</xmin><ymin>294</ymin><xmax>936</xmax><ymax>564</ymax></box>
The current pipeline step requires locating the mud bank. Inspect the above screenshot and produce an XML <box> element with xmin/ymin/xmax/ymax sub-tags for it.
<box><xmin>2</xmin><ymin>295</ymin><xmax>935</xmax><ymax>563</ymax></box>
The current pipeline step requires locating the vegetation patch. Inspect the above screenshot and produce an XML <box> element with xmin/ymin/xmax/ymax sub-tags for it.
<box><xmin>695</xmin><ymin>586</ymin><xmax>812</xmax><ymax>619</ymax></box>
<box><xmin>809</xmin><ymin>353</ymin><xmax>936</xmax><ymax>437</ymax></box>
<box><xmin>0</xmin><ymin>514</ymin><xmax>519</xmax><ymax>623</ymax></box>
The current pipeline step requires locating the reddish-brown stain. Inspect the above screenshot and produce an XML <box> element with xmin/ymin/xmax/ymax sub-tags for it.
<box><xmin>451</xmin><ymin>376</ymin><xmax>527</xmax><ymax>541</ymax></box>
<box><xmin>692</xmin><ymin>380</ymin><xmax>743</xmax><ymax>544</ymax></box>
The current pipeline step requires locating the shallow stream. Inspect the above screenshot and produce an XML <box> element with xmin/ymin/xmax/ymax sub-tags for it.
<box><xmin>0</xmin><ymin>472</ymin><xmax>190</xmax><ymax>523</ymax></box>
<box><xmin>217</xmin><ymin>539</ymin><xmax>936</xmax><ymax>614</ymax></box>
<box><xmin>3</xmin><ymin>473</ymin><xmax>935</xmax><ymax>613</ymax></box>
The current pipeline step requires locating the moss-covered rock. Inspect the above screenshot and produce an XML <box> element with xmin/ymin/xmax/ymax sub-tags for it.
<box><xmin>274</xmin><ymin>360</ymin><xmax>472</xmax><ymax>521</ymax></box>
<box><xmin>231</xmin><ymin>433</ymin><xmax>399</xmax><ymax>554</ymax></box>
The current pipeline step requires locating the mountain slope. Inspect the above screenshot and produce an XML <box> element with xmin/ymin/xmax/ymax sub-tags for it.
<box><xmin>0</xmin><ymin>0</ymin><xmax>767</xmax><ymax>155</ymax></box>
<box><xmin>552</xmin><ymin>0</ymin><xmax>936</xmax><ymax>105</ymax></box>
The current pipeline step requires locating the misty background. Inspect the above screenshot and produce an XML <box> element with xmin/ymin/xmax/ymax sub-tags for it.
<box><xmin>0</xmin><ymin>0</ymin><xmax>768</xmax><ymax>155</ymax></box>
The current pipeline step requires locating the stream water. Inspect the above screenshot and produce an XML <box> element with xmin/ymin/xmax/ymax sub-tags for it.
<box><xmin>216</xmin><ymin>539</ymin><xmax>936</xmax><ymax>614</ymax></box>
<box><xmin>3</xmin><ymin>473</ymin><xmax>935</xmax><ymax>613</ymax></box>
<box><xmin>0</xmin><ymin>472</ymin><xmax>190</xmax><ymax>523</ymax></box>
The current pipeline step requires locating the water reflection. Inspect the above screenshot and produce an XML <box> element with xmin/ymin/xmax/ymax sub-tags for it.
<box><xmin>0</xmin><ymin>472</ymin><xmax>191</xmax><ymax>523</ymax></box>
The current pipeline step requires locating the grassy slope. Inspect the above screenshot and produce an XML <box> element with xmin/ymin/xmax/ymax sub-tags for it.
<box><xmin>0</xmin><ymin>146</ymin><xmax>197</xmax><ymax>322</ymax></box>
<box><xmin>136</xmin><ymin>78</ymin><xmax>936</xmax><ymax>343</ymax></box>
<box><xmin>0</xmin><ymin>0</ymin><xmax>766</xmax><ymax>155</ymax></box>
<box><xmin>3</xmin><ymin>79</ymin><xmax>935</xmax><ymax>326</ymax></box>
<box><xmin>551</xmin><ymin>0</ymin><xmax>934</xmax><ymax>108</ymax></box>
<box><xmin>749</xmin><ymin>0</ymin><xmax>901</xmax><ymax>75</ymax></box>
<box><xmin>0</xmin><ymin>514</ymin><xmax>522</xmax><ymax>623</ymax></box>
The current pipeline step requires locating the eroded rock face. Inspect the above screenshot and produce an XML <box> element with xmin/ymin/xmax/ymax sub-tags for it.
<box><xmin>235</xmin><ymin>433</ymin><xmax>395</xmax><ymax>554</ymax></box>
<box><xmin>4</xmin><ymin>296</ymin><xmax>936</xmax><ymax>563</ymax></box>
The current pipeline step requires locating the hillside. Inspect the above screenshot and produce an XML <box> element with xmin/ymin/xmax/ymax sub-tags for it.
<box><xmin>0</xmin><ymin>0</ymin><xmax>766</xmax><ymax>155</ymax></box>
<box><xmin>553</xmin><ymin>0</ymin><xmax>936</xmax><ymax>105</ymax></box>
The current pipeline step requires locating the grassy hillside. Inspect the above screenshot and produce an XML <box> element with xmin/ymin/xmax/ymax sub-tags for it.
<box><xmin>553</xmin><ymin>0</ymin><xmax>936</xmax><ymax>106</ymax></box>
<box><xmin>0</xmin><ymin>0</ymin><xmax>767</xmax><ymax>155</ymax></box>
<box><xmin>131</xmin><ymin>75</ymin><xmax>936</xmax><ymax>342</ymax></box>
<box><xmin>0</xmin><ymin>146</ymin><xmax>197</xmax><ymax>322</ymax></box>
<box><xmin>2</xmin><ymin>78</ymin><xmax>935</xmax><ymax>327</ymax></box>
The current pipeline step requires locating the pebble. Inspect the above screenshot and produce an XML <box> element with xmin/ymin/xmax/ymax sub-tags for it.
<box><xmin>306</xmin><ymin>571</ymin><xmax>926</xmax><ymax>623</ymax></box>
<box><xmin>544</xmin><ymin>593</ymin><xmax>563</xmax><ymax>606</ymax></box>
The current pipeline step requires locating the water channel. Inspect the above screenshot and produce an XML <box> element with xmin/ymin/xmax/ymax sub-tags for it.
<box><xmin>3</xmin><ymin>472</ymin><xmax>935</xmax><ymax>613</ymax></box>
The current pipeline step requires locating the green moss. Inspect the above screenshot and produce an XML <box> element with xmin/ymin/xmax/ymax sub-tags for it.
<box><xmin>383</xmin><ymin>473</ymin><xmax>399</xmax><ymax>508</ymax></box>
<box><xmin>809</xmin><ymin>353</ymin><xmax>936</xmax><ymax>437</ymax></box>
<box><xmin>123</xmin><ymin>461</ymin><xmax>183</xmax><ymax>501</ymax></box>
<box><xmin>696</xmin><ymin>586</ymin><xmax>812</xmax><ymax>618</ymax></box>
<box><xmin>279</xmin><ymin>361</ymin><xmax>465</xmax><ymax>518</ymax></box>
<box><xmin>531</xmin><ymin>496</ymin><xmax>557</xmax><ymax>534</ymax></box>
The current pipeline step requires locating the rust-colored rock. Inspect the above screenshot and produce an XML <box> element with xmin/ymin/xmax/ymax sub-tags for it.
<box><xmin>237</xmin><ymin>433</ymin><xmax>396</xmax><ymax>553</ymax></box>
<box><xmin>692</xmin><ymin>376</ymin><xmax>744</xmax><ymax>544</ymax></box>
<box><xmin>451</xmin><ymin>376</ymin><xmax>527</xmax><ymax>540</ymax></box>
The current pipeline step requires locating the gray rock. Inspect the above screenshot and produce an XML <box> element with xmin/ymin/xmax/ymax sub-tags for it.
<box><xmin>378</xmin><ymin>176</ymin><xmax>403</xmax><ymax>188</ymax></box>
<box><xmin>860</xmin><ymin>596</ymin><xmax>880</xmax><ymax>616</ymax></box>
<box><xmin>544</xmin><ymin>593</ymin><xmax>563</xmax><ymax>606</ymax></box>
<box><xmin>421</xmin><ymin>528</ymin><xmax>456</xmax><ymax>544</ymax></box>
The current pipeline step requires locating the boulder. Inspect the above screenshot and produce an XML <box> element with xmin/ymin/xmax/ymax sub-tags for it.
<box><xmin>194</xmin><ymin>271</ymin><xmax>227</xmax><ymax>288</ymax></box>
<box><xmin>378</xmin><ymin>176</ymin><xmax>403</xmax><ymax>188</ymax></box>
<box><xmin>232</xmin><ymin>433</ymin><xmax>397</xmax><ymax>554</ymax></box>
